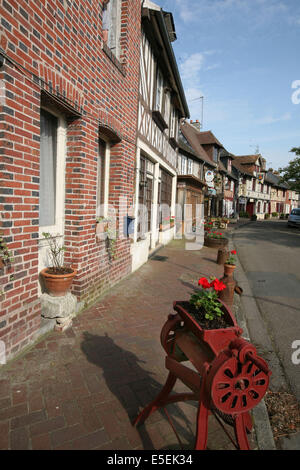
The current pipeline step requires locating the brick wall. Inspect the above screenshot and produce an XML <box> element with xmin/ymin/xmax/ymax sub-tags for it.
<box><xmin>0</xmin><ymin>0</ymin><xmax>141</xmax><ymax>360</ymax></box>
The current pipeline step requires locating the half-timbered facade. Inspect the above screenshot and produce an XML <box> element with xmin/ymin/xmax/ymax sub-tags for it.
<box><xmin>131</xmin><ymin>1</ymin><xmax>189</xmax><ymax>271</ymax></box>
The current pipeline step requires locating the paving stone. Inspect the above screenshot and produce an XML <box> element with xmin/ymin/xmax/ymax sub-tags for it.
<box><xmin>0</xmin><ymin>237</ymin><xmax>262</xmax><ymax>450</ymax></box>
<box><xmin>10</xmin><ymin>427</ymin><xmax>30</xmax><ymax>450</ymax></box>
<box><xmin>29</xmin><ymin>416</ymin><xmax>66</xmax><ymax>437</ymax></box>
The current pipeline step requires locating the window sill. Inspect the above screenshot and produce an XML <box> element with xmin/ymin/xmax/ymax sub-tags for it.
<box><xmin>102</xmin><ymin>42</ymin><xmax>126</xmax><ymax>76</ymax></box>
<box><xmin>152</xmin><ymin>110</ymin><xmax>169</xmax><ymax>132</ymax></box>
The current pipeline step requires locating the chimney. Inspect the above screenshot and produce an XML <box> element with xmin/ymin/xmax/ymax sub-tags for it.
<box><xmin>261</xmin><ymin>158</ymin><xmax>266</xmax><ymax>171</ymax></box>
<box><xmin>190</xmin><ymin>119</ymin><xmax>201</xmax><ymax>131</ymax></box>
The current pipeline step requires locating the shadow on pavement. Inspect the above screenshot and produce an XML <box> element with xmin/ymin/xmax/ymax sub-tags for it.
<box><xmin>80</xmin><ymin>332</ymin><xmax>195</xmax><ymax>450</ymax></box>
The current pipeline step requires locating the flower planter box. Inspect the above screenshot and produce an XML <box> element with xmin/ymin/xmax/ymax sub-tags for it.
<box><xmin>204</xmin><ymin>236</ymin><xmax>228</xmax><ymax>249</ymax></box>
<box><xmin>173</xmin><ymin>299</ymin><xmax>242</xmax><ymax>356</ymax></box>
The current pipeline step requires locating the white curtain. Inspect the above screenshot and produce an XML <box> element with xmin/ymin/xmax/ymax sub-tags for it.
<box><xmin>40</xmin><ymin>109</ymin><xmax>57</xmax><ymax>227</ymax></box>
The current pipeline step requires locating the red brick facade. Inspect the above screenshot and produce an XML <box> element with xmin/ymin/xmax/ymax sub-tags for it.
<box><xmin>0</xmin><ymin>0</ymin><xmax>141</xmax><ymax>360</ymax></box>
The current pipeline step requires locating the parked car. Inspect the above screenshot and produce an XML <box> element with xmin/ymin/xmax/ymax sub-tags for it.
<box><xmin>287</xmin><ymin>208</ymin><xmax>300</xmax><ymax>227</ymax></box>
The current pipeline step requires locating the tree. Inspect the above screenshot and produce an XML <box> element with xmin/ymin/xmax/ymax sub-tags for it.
<box><xmin>279</xmin><ymin>147</ymin><xmax>300</xmax><ymax>192</ymax></box>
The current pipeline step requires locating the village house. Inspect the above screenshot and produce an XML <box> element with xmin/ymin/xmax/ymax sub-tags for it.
<box><xmin>180</xmin><ymin>122</ymin><xmax>239</xmax><ymax>219</ymax></box>
<box><xmin>131</xmin><ymin>1</ymin><xmax>189</xmax><ymax>271</ymax></box>
<box><xmin>178</xmin><ymin>120</ymin><xmax>216</xmax><ymax>220</ymax></box>
<box><xmin>286</xmin><ymin>188</ymin><xmax>300</xmax><ymax>212</ymax></box>
<box><xmin>219</xmin><ymin>149</ymin><xmax>239</xmax><ymax>218</ymax></box>
<box><xmin>265</xmin><ymin>170</ymin><xmax>289</xmax><ymax>216</ymax></box>
<box><xmin>232</xmin><ymin>154</ymin><xmax>272</xmax><ymax>219</ymax></box>
<box><xmin>0</xmin><ymin>0</ymin><xmax>141</xmax><ymax>360</ymax></box>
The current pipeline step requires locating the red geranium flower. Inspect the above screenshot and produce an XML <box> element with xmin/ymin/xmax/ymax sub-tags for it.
<box><xmin>211</xmin><ymin>278</ymin><xmax>227</xmax><ymax>292</ymax></box>
<box><xmin>198</xmin><ymin>277</ymin><xmax>211</xmax><ymax>289</ymax></box>
<box><xmin>231</xmin><ymin>250</ymin><xmax>237</xmax><ymax>255</ymax></box>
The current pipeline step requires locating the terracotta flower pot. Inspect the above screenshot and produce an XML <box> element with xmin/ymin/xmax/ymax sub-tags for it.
<box><xmin>40</xmin><ymin>268</ymin><xmax>77</xmax><ymax>297</ymax></box>
<box><xmin>224</xmin><ymin>264</ymin><xmax>236</xmax><ymax>276</ymax></box>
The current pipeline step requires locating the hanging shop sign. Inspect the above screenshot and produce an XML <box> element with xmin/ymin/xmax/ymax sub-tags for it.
<box><xmin>205</xmin><ymin>170</ymin><xmax>214</xmax><ymax>183</ymax></box>
<box><xmin>257</xmin><ymin>173</ymin><xmax>264</xmax><ymax>183</ymax></box>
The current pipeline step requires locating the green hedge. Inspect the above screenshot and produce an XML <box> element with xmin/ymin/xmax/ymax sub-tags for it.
<box><xmin>239</xmin><ymin>211</ymin><xmax>250</xmax><ymax>218</ymax></box>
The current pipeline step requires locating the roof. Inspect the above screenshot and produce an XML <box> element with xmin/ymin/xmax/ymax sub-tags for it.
<box><xmin>234</xmin><ymin>154</ymin><xmax>260</xmax><ymax>165</ymax></box>
<box><xmin>180</xmin><ymin>121</ymin><xmax>216</xmax><ymax>167</ymax></box>
<box><xmin>178</xmin><ymin>137</ymin><xmax>202</xmax><ymax>160</ymax></box>
<box><xmin>265</xmin><ymin>171</ymin><xmax>289</xmax><ymax>189</ymax></box>
<box><xmin>142</xmin><ymin>5</ymin><xmax>190</xmax><ymax>118</ymax></box>
<box><xmin>232</xmin><ymin>157</ymin><xmax>254</xmax><ymax>177</ymax></box>
<box><xmin>196</xmin><ymin>130</ymin><xmax>224</xmax><ymax>148</ymax></box>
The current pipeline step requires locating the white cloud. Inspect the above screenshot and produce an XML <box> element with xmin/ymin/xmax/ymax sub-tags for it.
<box><xmin>175</xmin><ymin>0</ymin><xmax>293</xmax><ymax>28</ymax></box>
<box><xmin>256</xmin><ymin>112</ymin><xmax>292</xmax><ymax>125</ymax></box>
<box><xmin>179</xmin><ymin>53</ymin><xmax>205</xmax><ymax>82</ymax></box>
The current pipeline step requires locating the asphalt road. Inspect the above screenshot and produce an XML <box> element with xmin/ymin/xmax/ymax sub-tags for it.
<box><xmin>233</xmin><ymin>219</ymin><xmax>300</xmax><ymax>402</ymax></box>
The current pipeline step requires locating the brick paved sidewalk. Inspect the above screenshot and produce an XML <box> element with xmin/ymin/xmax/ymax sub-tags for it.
<box><xmin>0</xmin><ymin>238</ymin><xmax>257</xmax><ymax>450</ymax></box>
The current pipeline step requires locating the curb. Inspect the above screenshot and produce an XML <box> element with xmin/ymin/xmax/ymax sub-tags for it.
<box><xmin>226</xmin><ymin>229</ymin><xmax>277</xmax><ymax>450</ymax></box>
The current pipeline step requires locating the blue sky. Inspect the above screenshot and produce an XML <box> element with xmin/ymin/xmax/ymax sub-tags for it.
<box><xmin>158</xmin><ymin>0</ymin><xmax>300</xmax><ymax>170</ymax></box>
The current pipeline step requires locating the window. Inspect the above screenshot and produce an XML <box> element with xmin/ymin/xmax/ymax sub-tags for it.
<box><xmin>170</xmin><ymin>107</ymin><xmax>177</xmax><ymax>139</ymax></box>
<box><xmin>252</xmin><ymin>178</ymin><xmax>256</xmax><ymax>191</ymax></box>
<box><xmin>40</xmin><ymin>109</ymin><xmax>58</xmax><ymax>227</ymax></box>
<box><xmin>187</xmin><ymin>159</ymin><xmax>193</xmax><ymax>174</ymax></box>
<box><xmin>138</xmin><ymin>155</ymin><xmax>154</xmax><ymax>233</ymax></box>
<box><xmin>160</xmin><ymin>169</ymin><xmax>172</xmax><ymax>208</ymax></box>
<box><xmin>96</xmin><ymin>139</ymin><xmax>108</xmax><ymax>217</ymax></box>
<box><xmin>163</xmin><ymin>89</ymin><xmax>170</xmax><ymax>125</ymax></box>
<box><xmin>181</xmin><ymin>155</ymin><xmax>187</xmax><ymax>174</ymax></box>
<box><xmin>227</xmin><ymin>159</ymin><xmax>232</xmax><ymax>172</ymax></box>
<box><xmin>155</xmin><ymin>68</ymin><xmax>164</xmax><ymax>113</ymax></box>
<box><xmin>102</xmin><ymin>0</ymin><xmax>121</xmax><ymax>58</ymax></box>
<box><xmin>213</xmin><ymin>147</ymin><xmax>218</xmax><ymax>163</ymax></box>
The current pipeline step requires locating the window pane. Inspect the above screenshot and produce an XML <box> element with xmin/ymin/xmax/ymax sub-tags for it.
<box><xmin>40</xmin><ymin>109</ymin><xmax>58</xmax><ymax>226</ymax></box>
<box><xmin>97</xmin><ymin>139</ymin><xmax>106</xmax><ymax>215</ymax></box>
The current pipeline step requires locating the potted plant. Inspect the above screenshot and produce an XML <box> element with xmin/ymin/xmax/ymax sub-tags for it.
<box><xmin>173</xmin><ymin>276</ymin><xmax>242</xmax><ymax>355</ymax></box>
<box><xmin>204</xmin><ymin>231</ymin><xmax>229</xmax><ymax>248</ymax></box>
<box><xmin>40</xmin><ymin>232</ymin><xmax>77</xmax><ymax>297</ymax></box>
<box><xmin>224</xmin><ymin>250</ymin><xmax>237</xmax><ymax>276</ymax></box>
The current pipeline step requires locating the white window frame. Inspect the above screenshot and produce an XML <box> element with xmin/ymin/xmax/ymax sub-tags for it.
<box><xmin>187</xmin><ymin>159</ymin><xmax>193</xmax><ymax>175</ymax></box>
<box><xmin>170</xmin><ymin>106</ymin><xmax>177</xmax><ymax>138</ymax></box>
<box><xmin>155</xmin><ymin>68</ymin><xmax>164</xmax><ymax>113</ymax></box>
<box><xmin>96</xmin><ymin>140</ymin><xmax>111</xmax><ymax>218</ymax></box>
<box><xmin>181</xmin><ymin>155</ymin><xmax>187</xmax><ymax>175</ymax></box>
<box><xmin>39</xmin><ymin>106</ymin><xmax>66</xmax><ymax>236</ymax></box>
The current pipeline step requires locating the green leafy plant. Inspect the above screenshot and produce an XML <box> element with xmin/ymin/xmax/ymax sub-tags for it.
<box><xmin>190</xmin><ymin>277</ymin><xmax>227</xmax><ymax>321</ymax></box>
<box><xmin>226</xmin><ymin>250</ymin><xmax>237</xmax><ymax>266</ymax></box>
<box><xmin>0</xmin><ymin>232</ymin><xmax>14</xmax><ymax>268</ymax></box>
<box><xmin>205</xmin><ymin>231</ymin><xmax>226</xmax><ymax>239</ymax></box>
<box><xmin>272</xmin><ymin>212</ymin><xmax>278</xmax><ymax>217</ymax></box>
